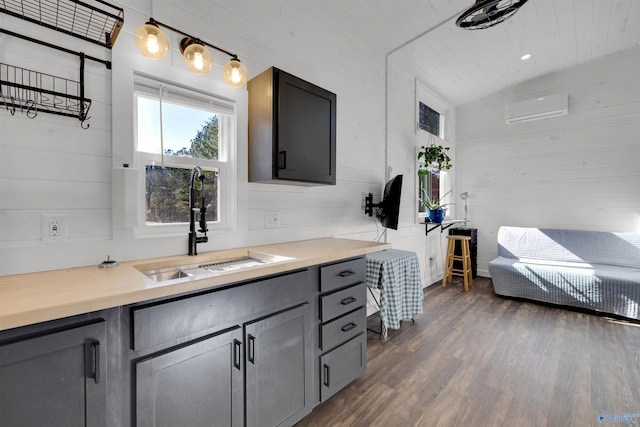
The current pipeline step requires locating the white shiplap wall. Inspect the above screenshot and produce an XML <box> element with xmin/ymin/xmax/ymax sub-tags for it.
<box><xmin>455</xmin><ymin>47</ymin><xmax>640</xmax><ymax>276</ymax></box>
<box><xmin>0</xmin><ymin>1</ymin><xmax>387</xmax><ymax>275</ymax></box>
<box><xmin>384</xmin><ymin>47</ymin><xmax>458</xmax><ymax>289</ymax></box>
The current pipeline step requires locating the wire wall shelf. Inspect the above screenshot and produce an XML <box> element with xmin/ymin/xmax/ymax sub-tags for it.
<box><xmin>1</xmin><ymin>62</ymin><xmax>91</xmax><ymax>126</ymax></box>
<box><xmin>0</xmin><ymin>0</ymin><xmax>124</xmax><ymax>48</ymax></box>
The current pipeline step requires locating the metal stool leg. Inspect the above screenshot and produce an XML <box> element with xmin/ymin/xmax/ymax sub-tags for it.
<box><xmin>366</xmin><ymin>287</ymin><xmax>383</xmax><ymax>338</ymax></box>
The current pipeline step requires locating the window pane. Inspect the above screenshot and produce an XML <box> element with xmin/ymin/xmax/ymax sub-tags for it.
<box><xmin>162</xmin><ymin>103</ymin><xmax>219</xmax><ymax>160</ymax></box>
<box><xmin>418</xmin><ymin>102</ymin><xmax>441</xmax><ymax>137</ymax></box>
<box><xmin>137</xmin><ymin>96</ymin><xmax>161</xmax><ymax>154</ymax></box>
<box><xmin>145</xmin><ymin>165</ymin><xmax>219</xmax><ymax>224</ymax></box>
<box><xmin>418</xmin><ymin>170</ymin><xmax>440</xmax><ymax>213</ymax></box>
<box><xmin>136</xmin><ymin>95</ymin><xmax>220</xmax><ymax>161</ymax></box>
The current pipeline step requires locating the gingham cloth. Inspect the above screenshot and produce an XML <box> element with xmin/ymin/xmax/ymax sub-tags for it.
<box><xmin>366</xmin><ymin>249</ymin><xmax>423</xmax><ymax>339</ymax></box>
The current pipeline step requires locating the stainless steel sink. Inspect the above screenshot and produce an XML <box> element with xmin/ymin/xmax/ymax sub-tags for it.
<box><xmin>138</xmin><ymin>252</ymin><xmax>293</xmax><ymax>283</ymax></box>
<box><xmin>143</xmin><ymin>267</ymin><xmax>191</xmax><ymax>282</ymax></box>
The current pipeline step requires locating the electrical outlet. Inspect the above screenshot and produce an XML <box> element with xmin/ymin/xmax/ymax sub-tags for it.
<box><xmin>265</xmin><ymin>210</ymin><xmax>280</xmax><ymax>228</ymax></box>
<box><xmin>42</xmin><ymin>215</ymin><xmax>67</xmax><ymax>242</ymax></box>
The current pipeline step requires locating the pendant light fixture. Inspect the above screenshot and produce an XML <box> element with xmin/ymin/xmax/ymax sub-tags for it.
<box><xmin>134</xmin><ymin>18</ymin><xmax>249</xmax><ymax>87</ymax></box>
<box><xmin>134</xmin><ymin>21</ymin><xmax>169</xmax><ymax>59</ymax></box>
<box><xmin>456</xmin><ymin>0</ymin><xmax>529</xmax><ymax>30</ymax></box>
<box><xmin>223</xmin><ymin>57</ymin><xmax>248</xmax><ymax>88</ymax></box>
<box><xmin>179</xmin><ymin>37</ymin><xmax>213</xmax><ymax>75</ymax></box>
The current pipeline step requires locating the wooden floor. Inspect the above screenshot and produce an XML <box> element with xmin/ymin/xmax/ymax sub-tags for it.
<box><xmin>297</xmin><ymin>277</ymin><xmax>640</xmax><ymax>427</ymax></box>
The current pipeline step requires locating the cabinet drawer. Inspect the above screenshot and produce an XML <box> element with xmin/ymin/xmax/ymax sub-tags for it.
<box><xmin>132</xmin><ymin>270</ymin><xmax>311</xmax><ymax>352</ymax></box>
<box><xmin>320</xmin><ymin>307</ymin><xmax>365</xmax><ymax>351</ymax></box>
<box><xmin>320</xmin><ymin>258</ymin><xmax>366</xmax><ymax>293</ymax></box>
<box><xmin>320</xmin><ymin>333</ymin><xmax>366</xmax><ymax>402</ymax></box>
<box><xmin>320</xmin><ymin>283</ymin><xmax>366</xmax><ymax>323</ymax></box>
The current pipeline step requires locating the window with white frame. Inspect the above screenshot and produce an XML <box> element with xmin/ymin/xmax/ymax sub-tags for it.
<box><xmin>134</xmin><ymin>76</ymin><xmax>235</xmax><ymax>234</ymax></box>
<box><xmin>417</xmin><ymin>100</ymin><xmax>448</xmax><ymax>215</ymax></box>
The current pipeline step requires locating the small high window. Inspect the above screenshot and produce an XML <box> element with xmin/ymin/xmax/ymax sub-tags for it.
<box><xmin>418</xmin><ymin>101</ymin><xmax>444</xmax><ymax>139</ymax></box>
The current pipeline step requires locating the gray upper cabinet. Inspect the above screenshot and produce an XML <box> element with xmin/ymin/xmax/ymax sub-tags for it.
<box><xmin>248</xmin><ymin>67</ymin><xmax>337</xmax><ymax>185</ymax></box>
<box><xmin>135</xmin><ymin>327</ymin><xmax>243</xmax><ymax>427</ymax></box>
<box><xmin>0</xmin><ymin>320</ymin><xmax>107</xmax><ymax>427</ymax></box>
<box><xmin>245</xmin><ymin>303</ymin><xmax>313</xmax><ymax>427</ymax></box>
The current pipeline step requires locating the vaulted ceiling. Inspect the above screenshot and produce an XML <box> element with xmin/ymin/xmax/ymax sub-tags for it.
<box><xmin>188</xmin><ymin>0</ymin><xmax>640</xmax><ymax>106</ymax></box>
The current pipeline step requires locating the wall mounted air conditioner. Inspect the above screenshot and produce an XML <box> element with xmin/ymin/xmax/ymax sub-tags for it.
<box><xmin>505</xmin><ymin>93</ymin><xmax>568</xmax><ymax>124</ymax></box>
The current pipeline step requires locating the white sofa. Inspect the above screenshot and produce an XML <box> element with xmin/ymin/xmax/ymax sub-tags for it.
<box><xmin>488</xmin><ymin>226</ymin><xmax>640</xmax><ymax>320</ymax></box>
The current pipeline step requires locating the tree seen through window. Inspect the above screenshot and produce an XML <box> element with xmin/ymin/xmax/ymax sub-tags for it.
<box><xmin>145</xmin><ymin>116</ymin><xmax>220</xmax><ymax>224</ymax></box>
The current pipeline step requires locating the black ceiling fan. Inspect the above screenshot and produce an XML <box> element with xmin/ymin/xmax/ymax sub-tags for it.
<box><xmin>456</xmin><ymin>0</ymin><xmax>529</xmax><ymax>30</ymax></box>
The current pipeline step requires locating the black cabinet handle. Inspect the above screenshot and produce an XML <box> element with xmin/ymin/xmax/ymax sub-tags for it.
<box><xmin>340</xmin><ymin>296</ymin><xmax>357</xmax><ymax>306</ymax></box>
<box><xmin>278</xmin><ymin>151</ymin><xmax>287</xmax><ymax>170</ymax></box>
<box><xmin>338</xmin><ymin>270</ymin><xmax>355</xmax><ymax>277</ymax></box>
<box><xmin>323</xmin><ymin>364</ymin><xmax>330</xmax><ymax>387</ymax></box>
<box><xmin>248</xmin><ymin>334</ymin><xmax>256</xmax><ymax>364</ymax></box>
<box><xmin>86</xmin><ymin>340</ymin><xmax>100</xmax><ymax>384</ymax></box>
<box><xmin>341</xmin><ymin>322</ymin><xmax>357</xmax><ymax>332</ymax></box>
<box><xmin>233</xmin><ymin>339</ymin><xmax>241</xmax><ymax>370</ymax></box>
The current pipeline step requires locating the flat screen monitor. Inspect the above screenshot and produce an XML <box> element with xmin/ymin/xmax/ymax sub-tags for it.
<box><xmin>378</xmin><ymin>175</ymin><xmax>403</xmax><ymax>230</ymax></box>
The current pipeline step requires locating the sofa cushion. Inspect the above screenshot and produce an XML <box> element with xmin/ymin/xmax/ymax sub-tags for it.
<box><xmin>489</xmin><ymin>256</ymin><xmax>640</xmax><ymax>319</ymax></box>
<box><xmin>497</xmin><ymin>226</ymin><xmax>640</xmax><ymax>269</ymax></box>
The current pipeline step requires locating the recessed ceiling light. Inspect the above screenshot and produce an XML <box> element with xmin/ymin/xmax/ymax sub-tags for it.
<box><xmin>521</xmin><ymin>53</ymin><xmax>532</xmax><ymax>61</ymax></box>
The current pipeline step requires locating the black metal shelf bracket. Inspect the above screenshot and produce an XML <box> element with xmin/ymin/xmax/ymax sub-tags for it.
<box><xmin>0</xmin><ymin>0</ymin><xmax>124</xmax><ymax>49</ymax></box>
<box><xmin>0</xmin><ymin>27</ymin><xmax>111</xmax><ymax>69</ymax></box>
<box><xmin>424</xmin><ymin>219</ymin><xmax>471</xmax><ymax>235</ymax></box>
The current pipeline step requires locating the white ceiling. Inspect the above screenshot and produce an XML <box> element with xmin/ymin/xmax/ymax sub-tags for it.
<box><xmin>195</xmin><ymin>0</ymin><xmax>640</xmax><ymax>106</ymax></box>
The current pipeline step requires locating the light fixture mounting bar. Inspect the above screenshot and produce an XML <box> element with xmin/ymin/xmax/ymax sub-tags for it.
<box><xmin>148</xmin><ymin>18</ymin><xmax>238</xmax><ymax>59</ymax></box>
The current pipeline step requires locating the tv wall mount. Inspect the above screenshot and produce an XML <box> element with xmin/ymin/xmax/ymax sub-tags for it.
<box><xmin>364</xmin><ymin>193</ymin><xmax>381</xmax><ymax>217</ymax></box>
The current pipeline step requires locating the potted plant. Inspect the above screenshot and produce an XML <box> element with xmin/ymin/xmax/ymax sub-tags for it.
<box><xmin>417</xmin><ymin>143</ymin><xmax>452</xmax><ymax>175</ymax></box>
<box><xmin>419</xmin><ymin>189</ymin><xmax>454</xmax><ymax>223</ymax></box>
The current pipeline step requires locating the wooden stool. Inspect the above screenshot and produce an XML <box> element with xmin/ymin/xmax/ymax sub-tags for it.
<box><xmin>442</xmin><ymin>235</ymin><xmax>473</xmax><ymax>292</ymax></box>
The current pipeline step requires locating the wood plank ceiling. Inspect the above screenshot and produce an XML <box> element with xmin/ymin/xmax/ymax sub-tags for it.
<box><xmin>188</xmin><ymin>0</ymin><xmax>640</xmax><ymax>106</ymax></box>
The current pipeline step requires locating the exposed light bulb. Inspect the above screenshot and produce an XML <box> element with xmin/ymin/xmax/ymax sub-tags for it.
<box><xmin>181</xmin><ymin>40</ymin><xmax>213</xmax><ymax>74</ymax></box>
<box><xmin>193</xmin><ymin>51</ymin><xmax>204</xmax><ymax>71</ymax></box>
<box><xmin>222</xmin><ymin>58</ymin><xmax>248</xmax><ymax>88</ymax></box>
<box><xmin>231</xmin><ymin>67</ymin><xmax>241</xmax><ymax>84</ymax></box>
<box><xmin>147</xmin><ymin>34</ymin><xmax>159</xmax><ymax>54</ymax></box>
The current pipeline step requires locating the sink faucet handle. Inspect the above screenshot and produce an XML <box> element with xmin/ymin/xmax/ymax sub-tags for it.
<box><xmin>199</xmin><ymin>206</ymin><xmax>208</xmax><ymax>232</ymax></box>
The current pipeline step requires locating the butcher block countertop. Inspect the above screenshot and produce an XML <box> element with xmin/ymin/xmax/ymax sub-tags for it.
<box><xmin>0</xmin><ymin>238</ymin><xmax>390</xmax><ymax>332</ymax></box>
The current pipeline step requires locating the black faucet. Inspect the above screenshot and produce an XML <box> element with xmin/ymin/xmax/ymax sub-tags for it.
<box><xmin>188</xmin><ymin>166</ymin><xmax>208</xmax><ymax>256</ymax></box>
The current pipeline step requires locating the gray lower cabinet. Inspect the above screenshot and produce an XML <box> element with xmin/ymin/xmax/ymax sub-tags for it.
<box><xmin>319</xmin><ymin>333</ymin><xmax>366</xmax><ymax>401</ymax></box>
<box><xmin>317</xmin><ymin>257</ymin><xmax>368</xmax><ymax>403</ymax></box>
<box><xmin>245</xmin><ymin>303</ymin><xmax>312</xmax><ymax>427</ymax></box>
<box><xmin>0</xmin><ymin>320</ymin><xmax>107</xmax><ymax>427</ymax></box>
<box><xmin>131</xmin><ymin>270</ymin><xmax>314</xmax><ymax>427</ymax></box>
<box><xmin>135</xmin><ymin>327</ymin><xmax>243</xmax><ymax>427</ymax></box>
<box><xmin>0</xmin><ymin>258</ymin><xmax>368</xmax><ymax>427</ymax></box>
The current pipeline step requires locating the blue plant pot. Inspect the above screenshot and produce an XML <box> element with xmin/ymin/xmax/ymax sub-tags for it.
<box><xmin>427</xmin><ymin>209</ymin><xmax>446</xmax><ymax>223</ymax></box>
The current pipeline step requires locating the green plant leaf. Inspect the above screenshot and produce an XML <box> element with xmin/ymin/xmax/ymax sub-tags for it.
<box><xmin>417</xmin><ymin>143</ymin><xmax>452</xmax><ymax>171</ymax></box>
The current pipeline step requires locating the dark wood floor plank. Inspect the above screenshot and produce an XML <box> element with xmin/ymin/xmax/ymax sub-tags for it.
<box><xmin>297</xmin><ymin>277</ymin><xmax>640</xmax><ymax>427</ymax></box>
